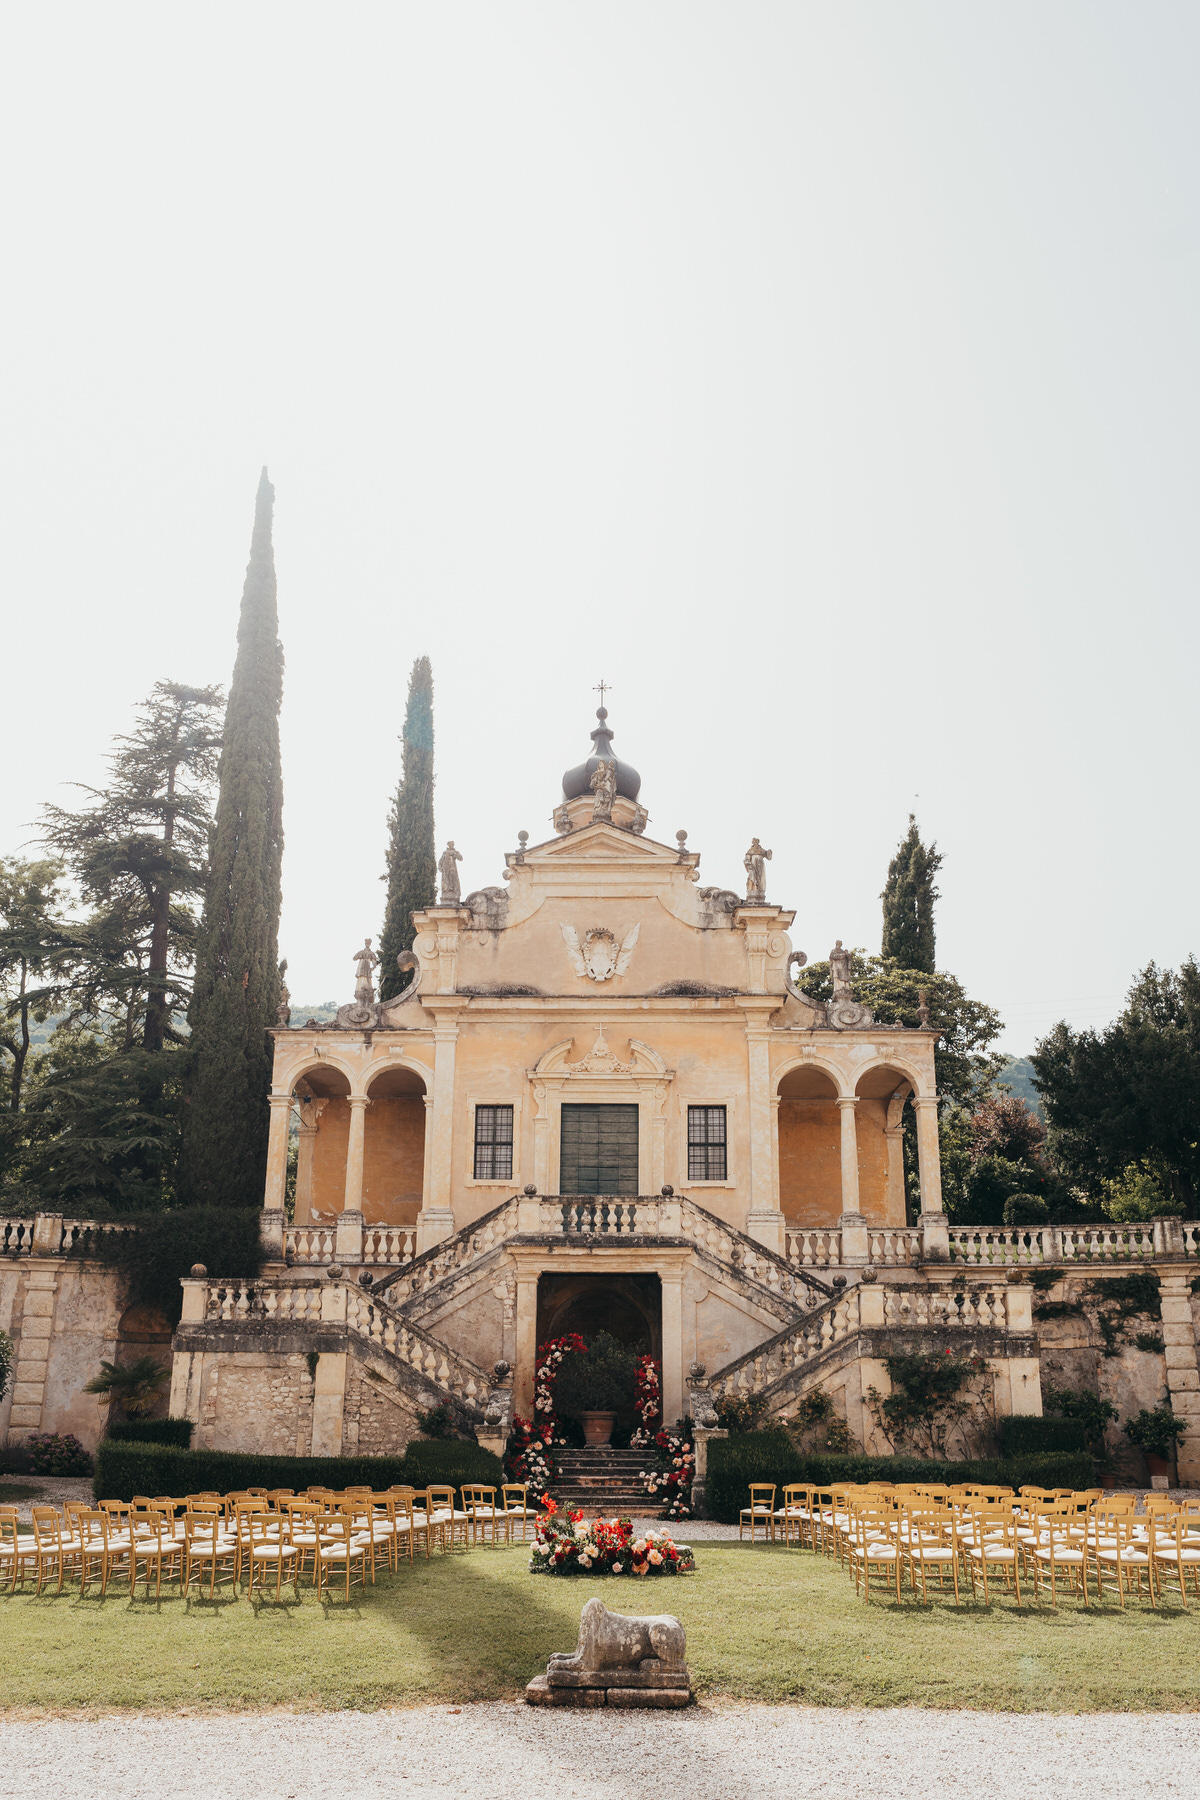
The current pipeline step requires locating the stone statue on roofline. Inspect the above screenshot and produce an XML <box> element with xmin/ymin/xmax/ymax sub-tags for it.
<box><xmin>351</xmin><ymin>938</ymin><xmax>378</xmax><ymax>1007</ymax></box>
<box><xmin>276</xmin><ymin>958</ymin><xmax>291</xmax><ymax>1027</ymax></box>
<box><xmin>829</xmin><ymin>938</ymin><xmax>853</xmax><ymax>1001</ymax></box>
<box><xmin>826</xmin><ymin>938</ymin><xmax>875</xmax><ymax>1032</ymax></box>
<box><xmin>589</xmin><ymin>757</ymin><xmax>617</xmax><ymax>822</ymax></box>
<box><xmin>743</xmin><ymin>837</ymin><xmax>772</xmax><ymax>903</ymax></box>
<box><xmin>438</xmin><ymin>840</ymin><xmax>463</xmax><ymax>903</ymax></box>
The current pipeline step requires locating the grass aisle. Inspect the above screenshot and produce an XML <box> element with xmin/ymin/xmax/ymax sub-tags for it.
<box><xmin>4</xmin><ymin>1543</ymin><xmax>1199</xmax><ymax>1714</ymax></box>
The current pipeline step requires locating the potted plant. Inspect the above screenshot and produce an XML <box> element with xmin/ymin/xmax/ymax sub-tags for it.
<box><xmin>1124</xmin><ymin>1404</ymin><xmax>1188</xmax><ymax>1486</ymax></box>
<box><xmin>554</xmin><ymin>1331</ymin><xmax>638</xmax><ymax>1446</ymax></box>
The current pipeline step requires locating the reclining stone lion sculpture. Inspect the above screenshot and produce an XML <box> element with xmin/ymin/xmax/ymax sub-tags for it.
<box><xmin>549</xmin><ymin>1597</ymin><xmax>687</xmax><ymax>1673</ymax></box>
<box><xmin>528</xmin><ymin>1599</ymin><xmax>691</xmax><ymax>1707</ymax></box>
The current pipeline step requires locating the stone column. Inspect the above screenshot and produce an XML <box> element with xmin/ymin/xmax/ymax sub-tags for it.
<box><xmin>264</xmin><ymin>1093</ymin><xmax>292</xmax><ymax>1212</ymax></box>
<box><xmin>293</xmin><ymin>1098</ymin><xmax>327</xmax><ymax>1226</ymax></box>
<box><xmin>417</xmin><ymin>1012</ymin><xmax>460</xmax><ymax>1252</ymax></box>
<box><xmin>1160</xmin><ymin>1273</ymin><xmax>1200</xmax><ymax>1485</ymax></box>
<box><xmin>514</xmin><ymin>1271</ymin><xmax>540</xmax><ymax>1417</ymax></box>
<box><xmin>660</xmin><ymin>1271</ymin><xmax>685</xmax><ymax>1426</ymax></box>
<box><xmin>337</xmin><ymin>1096</ymin><xmax>368</xmax><ymax>1262</ymax></box>
<box><xmin>914</xmin><ymin>1095</ymin><xmax>949</xmax><ymax>1260</ymax></box>
<box><xmin>884</xmin><ymin>1123</ymin><xmax>907</xmax><ymax>1226</ymax></box>
<box><xmin>744</xmin><ymin>1008</ymin><xmax>783</xmax><ymax>1254</ymax></box>
<box><xmin>836</xmin><ymin>1097</ymin><xmax>868</xmax><ymax>1263</ymax></box>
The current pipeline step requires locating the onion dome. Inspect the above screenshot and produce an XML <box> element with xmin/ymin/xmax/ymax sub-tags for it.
<box><xmin>561</xmin><ymin>707</ymin><xmax>642</xmax><ymax>802</ymax></box>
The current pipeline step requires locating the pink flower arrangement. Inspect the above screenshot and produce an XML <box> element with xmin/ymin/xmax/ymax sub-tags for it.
<box><xmin>530</xmin><ymin>1509</ymin><xmax>694</xmax><ymax>1578</ymax></box>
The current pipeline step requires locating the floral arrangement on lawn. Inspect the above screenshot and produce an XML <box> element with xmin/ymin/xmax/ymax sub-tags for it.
<box><xmin>529</xmin><ymin>1497</ymin><xmax>695</xmax><ymax>1577</ymax></box>
<box><xmin>636</xmin><ymin>1423</ymin><xmax>695</xmax><ymax>1519</ymax></box>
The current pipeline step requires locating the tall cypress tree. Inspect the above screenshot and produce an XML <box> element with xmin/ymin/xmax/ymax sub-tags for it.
<box><xmin>378</xmin><ymin>656</ymin><xmax>436</xmax><ymax>1001</ymax></box>
<box><xmin>880</xmin><ymin>814</ymin><xmax>942</xmax><ymax>973</ymax></box>
<box><xmin>178</xmin><ymin>469</ymin><xmax>284</xmax><ymax>1208</ymax></box>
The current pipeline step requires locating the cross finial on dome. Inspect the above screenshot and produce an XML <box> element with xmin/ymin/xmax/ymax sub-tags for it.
<box><xmin>593</xmin><ymin>678</ymin><xmax>610</xmax><ymax>717</ymax></box>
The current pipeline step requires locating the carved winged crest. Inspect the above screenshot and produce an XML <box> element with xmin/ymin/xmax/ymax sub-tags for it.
<box><xmin>560</xmin><ymin>922</ymin><xmax>640</xmax><ymax>983</ymax></box>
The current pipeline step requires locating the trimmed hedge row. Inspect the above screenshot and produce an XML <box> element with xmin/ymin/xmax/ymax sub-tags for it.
<box><xmin>705</xmin><ymin>1430</ymin><xmax>1094</xmax><ymax>1523</ymax></box>
<box><xmin>106</xmin><ymin>1418</ymin><xmax>195</xmax><ymax>1449</ymax></box>
<box><xmin>93</xmin><ymin>1438</ymin><xmax>503</xmax><ymax>1503</ymax></box>
<box><xmin>999</xmin><ymin>1415</ymin><xmax>1089</xmax><ymax>1456</ymax></box>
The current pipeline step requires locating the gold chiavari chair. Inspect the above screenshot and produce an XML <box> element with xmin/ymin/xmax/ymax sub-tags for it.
<box><xmin>501</xmin><ymin>1483</ymin><xmax>531</xmax><ymax>1542</ymax></box>
<box><xmin>1150</xmin><ymin>1513</ymin><xmax>1200</xmax><ymax>1608</ymax></box>
<box><xmin>1029</xmin><ymin>1504</ymin><xmax>1089</xmax><ymax>1607</ymax></box>
<box><xmin>739</xmin><ymin>1484</ymin><xmax>776</xmax><ymax>1543</ymax></box>
<box><xmin>1089</xmin><ymin>1507</ymin><xmax>1152</xmax><ymax>1608</ymax></box>
<box><xmin>961</xmin><ymin>1508</ymin><xmax>1024</xmax><ymax>1606</ymax></box>
<box><xmin>847</xmin><ymin>1503</ymin><xmax>903</xmax><ymax>1604</ymax></box>
<box><xmin>245</xmin><ymin>1511</ymin><xmax>301</xmax><ymax>1601</ymax></box>
<box><xmin>183</xmin><ymin>1505</ymin><xmax>238</xmax><ymax>1599</ymax></box>
<box><xmin>900</xmin><ymin>1505</ymin><xmax>961</xmax><ymax>1605</ymax></box>
<box><xmin>425</xmin><ymin>1485</ymin><xmax>470</xmax><ymax>1551</ymax></box>
<box><xmin>0</xmin><ymin>1508</ymin><xmax>26</xmax><ymax>1593</ymax></box>
<box><xmin>313</xmin><ymin>1512</ymin><xmax>369</xmax><ymax>1602</ymax></box>
<box><xmin>130</xmin><ymin>1507</ymin><xmax>182</xmax><ymax>1600</ymax></box>
<box><xmin>29</xmin><ymin>1508</ymin><xmax>79</xmax><ymax>1596</ymax></box>
<box><xmin>462</xmin><ymin>1484</ymin><xmax>506</xmax><ymax>1546</ymax></box>
<box><xmin>78</xmin><ymin>1508</ymin><xmax>132</xmax><ymax>1599</ymax></box>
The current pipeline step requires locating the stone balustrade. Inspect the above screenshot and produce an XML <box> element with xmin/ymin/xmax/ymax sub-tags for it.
<box><xmin>784</xmin><ymin>1228</ymin><xmax>843</xmax><ymax>1268</ymax></box>
<box><xmin>375</xmin><ymin>1196</ymin><xmax>523</xmax><ymax>1304</ymax></box>
<box><xmin>538</xmin><ymin>1196</ymin><xmax>662</xmax><ymax>1236</ymax></box>
<box><xmin>948</xmin><ymin>1220</ymin><xmax>1200</xmax><ymax>1266</ymax></box>
<box><xmin>283</xmin><ymin>1224</ymin><xmax>337</xmax><ymax>1265</ymax></box>
<box><xmin>866</xmin><ymin>1227</ymin><xmax>923</xmax><ymax>1267</ymax></box>
<box><xmin>191</xmin><ymin>1275</ymin><xmax>491</xmax><ymax>1412</ymax></box>
<box><xmin>881</xmin><ymin>1283</ymin><xmax>1015</xmax><ymax>1331</ymax></box>
<box><xmin>1</xmin><ymin>1214</ymin><xmax>136</xmax><ymax>1258</ymax></box>
<box><xmin>0</xmin><ymin>1218</ymin><xmax>34</xmax><ymax>1256</ymax></box>
<box><xmin>709</xmin><ymin>1290</ymin><xmax>862</xmax><ymax>1401</ymax></box>
<box><xmin>282</xmin><ymin>1222</ymin><xmax>417</xmax><ymax>1266</ymax></box>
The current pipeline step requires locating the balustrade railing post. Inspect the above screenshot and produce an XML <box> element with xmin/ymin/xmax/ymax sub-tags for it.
<box><xmin>31</xmin><ymin>1212</ymin><xmax>63</xmax><ymax>1257</ymax></box>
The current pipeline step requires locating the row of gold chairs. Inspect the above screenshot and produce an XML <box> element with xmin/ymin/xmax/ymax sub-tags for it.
<box><xmin>739</xmin><ymin>1480</ymin><xmax>1200</xmax><ymax>1607</ymax></box>
<box><xmin>0</xmin><ymin>1481</ymin><xmax>532</xmax><ymax>1603</ymax></box>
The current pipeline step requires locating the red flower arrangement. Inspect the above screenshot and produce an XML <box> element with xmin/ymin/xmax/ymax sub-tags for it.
<box><xmin>530</xmin><ymin>1506</ymin><xmax>695</xmax><ymax>1577</ymax></box>
<box><xmin>632</xmin><ymin>1354</ymin><xmax>661</xmax><ymax>1430</ymax></box>
<box><xmin>637</xmin><ymin>1425</ymin><xmax>695</xmax><ymax>1520</ymax></box>
<box><xmin>505</xmin><ymin>1335</ymin><xmax>588</xmax><ymax>1496</ymax></box>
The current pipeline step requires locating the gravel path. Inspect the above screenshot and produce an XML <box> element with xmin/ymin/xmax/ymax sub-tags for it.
<box><xmin>0</xmin><ymin>1704</ymin><xmax>1196</xmax><ymax>1799</ymax></box>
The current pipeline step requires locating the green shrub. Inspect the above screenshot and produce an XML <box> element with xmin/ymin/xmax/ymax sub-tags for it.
<box><xmin>93</xmin><ymin>1438</ymin><xmax>503</xmax><ymax>1503</ymax></box>
<box><xmin>704</xmin><ymin>1435</ymin><xmax>1093</xmax><ymax>1523</ymax></box>
<box><xmin>106</xmin><ymin>1418</ymin><xmax>195</xmax><ymax>1449</ymax></box>
<box><xmin>1000</xmin><ymin>1415</ymin><xmax>1089</xmax><ymax>1456</ymax></box>
<box><xmin>555</xmin><ymin>1332</ymin><xmax>638</xmax><ymax>1414</ymax></box>
<box><xmin>1124</xmin><ymin>1405</ymin><xmax>1188</xmax><ymax>1459</ymax></box>
<box><xmin>28</xmin><ymin>1433</ymin><xmax>94</xmax><ymax>1476</ymax></box>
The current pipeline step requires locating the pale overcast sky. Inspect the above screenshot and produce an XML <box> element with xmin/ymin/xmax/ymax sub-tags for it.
<box><xmin>2</xmin><ymin>3</ymin><xmax>1197</xmax><ymax>1054</ymax></box>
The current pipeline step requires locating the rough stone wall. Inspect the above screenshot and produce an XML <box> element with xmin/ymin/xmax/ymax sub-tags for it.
<box><xmin>0</xmin><ymin>1257</ymin><xmax>124</xmax><ymax>1449</ymax></box>
<box><xmin>342</xmin><ymin>1361</ymin><xmax>422</xmax><ymax>1456</ymax></box>
<box><xmin>195</xmin><ymin>1351</ymin><xmax>313</xmax><ymax>1456</ymax></box>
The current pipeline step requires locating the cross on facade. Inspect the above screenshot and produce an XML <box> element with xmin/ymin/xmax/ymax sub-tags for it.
<box><xmin>594</xmin><ymin>679</ymin><xmax>611</xmax><ymax>706</ymax></box>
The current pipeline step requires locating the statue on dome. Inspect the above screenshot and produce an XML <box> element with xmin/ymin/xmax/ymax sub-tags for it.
<box><xmin>829</xmin><ymin>939</ymin><xmax>854</xmax><ymax>1001</ymax></box>
<box><xmin>743</xmin><ymin>837</ymin><xmax>772</xmax><ymax>902</ymax></box>
<box><xmin>438</xmin><ymin>840</ymin><xmax>463</xmax><ymax>903</ymax></box>
<box><xmin>351</xmin><ymin>938</ymin><xmax>378</xmax><ymax>1006</ymax></box>
<box><xmin>589</xmin><ymin>758</ymin><xmax>617</xmax><ymax>822</ymax></box>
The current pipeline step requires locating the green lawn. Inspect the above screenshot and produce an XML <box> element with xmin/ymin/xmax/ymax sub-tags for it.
<box><xmin>3</xmin><ymin>1542</ymin><xmax>1199</xmax><ymax>1714</ymax></box>
<box><xmin>0</xmin><ymin>1482</ymin><xmax>42</xmax><ymax>1504</ymax></box>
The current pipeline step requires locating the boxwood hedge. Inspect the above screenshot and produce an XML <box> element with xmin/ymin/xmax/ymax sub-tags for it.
<box><xmin>106</xmin><ymin>1418</ymin><xmax>195</xmax><ymax>1449</ymax></box>
<box><xmin>999</xmin><ymin>1415</ymin><xmax>1089</xmax><ymax>1456</ymax></box>
<box><xmin>704</xmin><ymin>1429</ymin><xmax>1094</xmax><ymax>1522</ymax></box>
<box><xmin>93</xmin><ymin>1437</ymin><xmax>503</xmax><ymax>1502</ymax></box>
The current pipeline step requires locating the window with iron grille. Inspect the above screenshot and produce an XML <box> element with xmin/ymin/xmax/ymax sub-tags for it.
<box><xmin>687</xmin><ymin>1105</ymin><xmax>727</xmax><ymax>1181</ymax></box>
<box><xmin>473</xmin><ymin>1104</ymin><xmax>514</xmax><ymax>1181</ymax></box>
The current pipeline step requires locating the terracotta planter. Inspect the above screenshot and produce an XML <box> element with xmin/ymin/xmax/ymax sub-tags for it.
<box><xmin>1145</xmin><ymin>1452</ymin><xmax>1171</xmax><ymax>1484</ymax></box>
<box><xmin>581</xmin><ymin>1411</ymin><xmax>617</xmax><ymax>1446</ymax></box>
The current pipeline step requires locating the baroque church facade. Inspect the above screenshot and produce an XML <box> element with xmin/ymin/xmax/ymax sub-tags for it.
<box><xmin>165</xmin><ymin>707</ymin><xmax>1051</xmax><ymax>1476</ymax></box>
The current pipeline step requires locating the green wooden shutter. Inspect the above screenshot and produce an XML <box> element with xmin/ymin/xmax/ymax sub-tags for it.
<box><xmin>559</xmin><ymin>1104</ymin><xmax>640</xmax><ymax>1195</ymax></box>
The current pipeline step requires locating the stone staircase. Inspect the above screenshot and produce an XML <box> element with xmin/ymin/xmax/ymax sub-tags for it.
<box><xmin>550</xmin><ymin>1448</ymin><xmax>665</xmax><ymax>1519</ymax></box>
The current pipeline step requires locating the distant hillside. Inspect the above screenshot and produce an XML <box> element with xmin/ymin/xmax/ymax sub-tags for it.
<box><xmin>998</xmin><ymin>1056</ymin><xmax>1042</xmax><ymax>1118</ymax></box>
<box><xmin>287</xmin><ymin>1001</ymin><xmax>340</xmax><ymax>1025</ymax></box>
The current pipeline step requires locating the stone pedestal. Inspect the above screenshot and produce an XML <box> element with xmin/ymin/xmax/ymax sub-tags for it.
<box><xmin>527</xmin><ymin>1660</ymin><xmax>692</xmax><ymax>1709</ymax></box>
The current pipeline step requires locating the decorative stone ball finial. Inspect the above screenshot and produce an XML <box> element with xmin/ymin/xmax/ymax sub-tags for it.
<box><xmin>358</xmin><ymin>1270</ymin><xmax>374</xmax><ymax>1287</ymax></box>
<box><xmin>676</xmin><ymin>830</ymin><xmax>688</xmax><ymax>848</ymax></box>
<box><xmin>493</xmin><ymin>1360</ymin><xmax>512</xmax><ymax>1385</ymax></box>
<box><xmin>660</xmin><ymin>1185</ymin><xmax>674</xmax><ymax>1198</ymax></box>
<box><xmin>190</xmin><ymin>1263</ymin><xmax>207</xmax><ymax>1278</ymax></box>
<box><xmin>518</xmin><ymin>830</ymin><xmax>529</xmax><ymax>850</ymax></box>
<box><xmin>524</xmin><ymin>1183</ymin><xmax>538</xmax><ymax>1196</ymax></box>
<box><xmin>326</xmin><ymin>1263</ymin><xmax>343</xmax><ymax>1280</ymax></box>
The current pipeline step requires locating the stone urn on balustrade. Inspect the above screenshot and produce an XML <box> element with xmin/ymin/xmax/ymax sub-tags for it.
<box><xmin>581</xmin><ymin>1411</ymin><xmax>617</xmax><ymax>1447</ymax></box>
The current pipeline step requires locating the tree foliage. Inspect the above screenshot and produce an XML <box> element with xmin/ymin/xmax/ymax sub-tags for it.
<box><xmin>41</xmin><ymin>682</ymin><xmax>222</xmax><ymax>1052</ymax></box>
<box><xmin>1031</xmin><ymin>958</ymin><xmax>1200</xmax><ymax>1212</ymax></box>
<box><xmin>378</xmin><ymin>656</ymin><xmax>435</xmax><ymax>1002</ymax></box>
<box><xmin>178</xmin><ymin>471</ymin><xmax>284</xmax><ymax>1209</ymax></box>
<box><xmin>880</xmin><ymin>815</ymin><xmax>942</xmax><ymax>973</ymax></box>
<box><xmin>0</xmin><ymin>858</ymin><xmax>84</xmax><ymax>1116</ymax></box>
